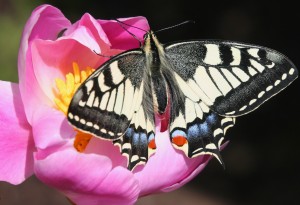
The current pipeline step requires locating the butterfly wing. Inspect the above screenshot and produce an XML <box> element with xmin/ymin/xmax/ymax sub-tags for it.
<box><xmin>162</xmin><ymin>40</ymin><xmax>297</xmax><ymax>160</ymax></box>
<box><xmin>113</xmin><ymin>72</ymin><xmax>156</xmax><ymax>170</ymax></box>
<box><xmin>164</xmin><ymin>40</ymin><xmax>298</xmax><ymax>116</ymax></box>
<box><xmin>162</xmin><ymin>67</ymin><xmax>235</xmax><ymax>161</ymax></box>
<box><xmin>67</xmin><ymin>50</ymin><xmax>156</xmax><ymax>169</ymax></box>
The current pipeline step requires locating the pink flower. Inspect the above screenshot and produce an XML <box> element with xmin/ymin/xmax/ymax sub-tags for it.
<box><xmin>0</xmin><ymin>4</ymin><xmax>213</xmax><ymax>205</ymax></box>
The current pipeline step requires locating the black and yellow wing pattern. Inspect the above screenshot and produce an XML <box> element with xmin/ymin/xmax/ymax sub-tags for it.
<box><xmin>68</xmin><ymin>31</ymin><xmax>298</xmax><ymax>170</ymax></box>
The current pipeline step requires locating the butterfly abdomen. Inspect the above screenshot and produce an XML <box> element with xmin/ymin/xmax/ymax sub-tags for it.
<box><xmin>150</xmin><ymin>71</ymin><xmax>169</xmax><ymax>114</ymax></box>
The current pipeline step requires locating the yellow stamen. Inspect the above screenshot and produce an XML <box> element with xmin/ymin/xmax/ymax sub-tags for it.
<box><xmin>73</xmin><ymin>62</ymin><xmax>81</xmax><ymax>83</ymax></box>
<box><xmin>54</xmin><ymin>62</ymin><xmax>95</xmax><ymax>115</ymax></box>
<box><xmin>54</xmin><ymin>97</ymin><xmax>68</xmax><ymax>115</ymax></box>
<box><xmin>54</xmin><ymin>62</ymin><xmax>95</xmax><ymax>152</ymax></box>
<box><xmin>66</xmin><ymin>73</ymin><xmax>75</xmax><ymax>96</ymax></box>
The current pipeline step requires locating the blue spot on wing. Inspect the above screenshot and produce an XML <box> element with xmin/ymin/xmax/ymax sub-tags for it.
<box><xmin>171</xmin><ymin>130</ymin><xmax>187</xmax><ymax>138</ymax></box>
<box><xmin>184</xmin><ymin>113</ymin><xmax>221</xmax><ymax>157</ymax></box>
<box><xmin>199</xmin><ymin>122</ymin><xmax>208</xmax><ymax>133</ymax></box>
<box><xmin>188</xmin><ymin>124</ymin><xmax>200</xmax><ymax>137</ymax></box>
<box><xmin>140</xmin><ymin>133</ymin><xmax>148</xmax><ymax>144</ymax></box>
<box><xmin>125</xmin><ymin>127</ymin><xmax>133</xmax><ymax>139</ymax></box>
<box><xmin>206</xmin><ymin>114</ymin><xmax>216</xmax><ymax>123</ymax></box>
<box><xmin>133</xmin><ymin>132</ymin><xmax>140</xmax><ymax>144</ymax></box>
<box><xmin>114</xmin><ymin>125</ymin><xmax>153</xmax><ymax>170</ymax></box>
<box><xmin>148</xmin><ymin>132</ymin><xmax>155</xmax><ymax>141</ymax></box>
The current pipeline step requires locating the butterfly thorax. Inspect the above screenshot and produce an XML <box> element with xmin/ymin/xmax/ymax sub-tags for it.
<box><xmin>144</xmin><ymin>31</ymin><xmax>169</xmax><ymax>114</ymax></box>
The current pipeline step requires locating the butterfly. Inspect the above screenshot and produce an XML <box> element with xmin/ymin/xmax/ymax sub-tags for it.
<box><xmin>67</xmin><ymin>30</ymin><xmax>298</xmax><ymax>170</ymax></box>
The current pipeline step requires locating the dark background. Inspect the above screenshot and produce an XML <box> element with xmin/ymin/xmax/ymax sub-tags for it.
<box><xmin>0</xmin><ymin>0</ymin><xmax>299</xmax><ymax>204</ymax></box>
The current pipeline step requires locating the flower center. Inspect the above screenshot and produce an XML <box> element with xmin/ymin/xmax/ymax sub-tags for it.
<box><xmin>54</xmin><ymin>62</ymin><xmax>95</xmax><ymax>152</ymax></box>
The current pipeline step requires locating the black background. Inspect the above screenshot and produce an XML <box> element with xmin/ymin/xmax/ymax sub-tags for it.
<box><xmin>1</xmin><ymin>0</ymin><xmax>300</xmax><ymax>204</ymax></box>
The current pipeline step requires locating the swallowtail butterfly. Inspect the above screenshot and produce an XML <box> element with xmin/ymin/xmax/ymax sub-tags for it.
<box><xmin>67</xmin><ymin>30</ymin><xmax>298</xmax><ymax>170</ymax></box>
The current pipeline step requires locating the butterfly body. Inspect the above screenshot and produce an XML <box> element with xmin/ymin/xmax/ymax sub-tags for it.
<box><xmin>68</xmin><ymin>30</ymin><xmax>298</xmax><ymax>170</ymax></box>
<box><xmin>144</xmin><ymin>31</ymin><xmax>169</xmax><ymax>115</ymax></box>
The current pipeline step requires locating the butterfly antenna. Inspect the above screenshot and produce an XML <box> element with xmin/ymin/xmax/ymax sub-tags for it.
<box><xmin>154</xmin><ymin>20</ymin><xmax>195</xmax><ymax>33</ymax></box>
<box><xmin>114</xmin><ymin>18</ymin><xmax>148</xmax><ymax>32</ymax></box>
<box><xmin>93</xmin><ymin>50</ymin><xmax>112</xmax><ymax>58</ymax></box>
<box><xmin>114</xmin><ymin>18</ymin><xmax>146</xmax><ymax>46</ymax></box>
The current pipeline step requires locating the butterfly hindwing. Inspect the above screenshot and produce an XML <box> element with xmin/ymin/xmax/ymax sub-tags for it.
<box><xmin>164</xmin><ymin>40</ymin><xmax>298</xmax><ymax>116</ymax></box>
<box><xmin>170</xmin><ymin>107</ymin><xmax>235</xmax><ymax>162</ymax></box>
<box><xmin>113</xmin><ymin>78</ymin><xmax>156</xmax><ymax>170</ymax></box>
<box><xmin>113</xmin><ymin>103</ymin><xmax>156</xmax><ymax>170</ymax></box>
<box><xmin>163</xmin><ymin>67</ymin><xmax>235</xmax><ymax>161</ymax></box>
<box><xmin>67</xmin><ymin>50</ymin><xmax>156</xmax><ymax>169</ymax></box>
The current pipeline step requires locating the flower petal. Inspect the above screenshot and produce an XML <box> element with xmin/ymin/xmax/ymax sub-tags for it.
<box><xmin>0</xmin><ymin>81</ymin><xmax>35</xmax><ymax>185</ymax></box>
<box><xmin>31</xmin><ymin>105</ymin><xmax>75</xmax><ymax>150</ymax></box>
<box><xmin>161</xmin><ymin>142</ymin><xmax>229</xmax><ymax>193</ymax></box>
<box><xmin>134</xmin><ymin>129</ymin><xmax>211</xmax><ymax>196</ymax></box>
<box><xmin>160</xmin><ymin>156</ymin><xmax>211</xmax><ymax>193</ymax></box>
<box><xmin>85</xmin><ymin>137</ymin><xmax>127</xmax><ymax>168</ymax></box>
<box><xmin>63</xmin><ymin>13</ymin><xmax>111</xmax><ymax>54</ymax></box>
<box><xmin>63</xmin><ymin>26</ymin><xmax>101</xmax><ymax>54</ymax></box>
<box><xmin>34</xmin><ymin>149</ymin><xmax>140</xmax><ymax>205</ymax></box>
<box><xmin>99</xmin><ymin>16</ymin><xmax>150</xmax><ymax>50</ymax></box>
<box><xmin>18</xmin><ymin>4</ymin><xmax>71</xmax><ymax>123</ymax></box>
<box><xmin>30</xmin><ymin>38</ymin><xmax>102</xmax><ymax>104</ymax></box>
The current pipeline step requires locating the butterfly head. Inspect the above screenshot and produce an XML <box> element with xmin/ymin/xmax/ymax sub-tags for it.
<box><xmin>143</xmin><ymin>30</ymin><xmax>155</xmax><ymax>44</ymax></box>
<box><xmin>143</xmin><ymin>30</ymin><xmax>163</xmax><ymax>54</ymax></box>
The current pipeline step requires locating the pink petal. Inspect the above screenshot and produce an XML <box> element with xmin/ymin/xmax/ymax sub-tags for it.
<box><xmin>160</xmin><ymin>156</ymin><xmax>211</xmax><ymax>193</ymax></box>
<box><xmin>0</xmin><ymin>81</ymin><xmax>35</xmax><ymax>185</ymax></box>
<box><xmin>98</xmin><ymin>16</ymin><xmax>150</xmax><ymax>50</ymax></box>
<box><xmin>161</xmin><ymin>142</ymin><xmax>229</xmax><ymax>193</ymax></box>
<box><xmin>31</xmin><ymin>105</ymin><xmax>75</xmax><ymax>150</ymax></box>
<box><xmin>18</xmin><ymin>4</ymin><xmax>71</xmax><ymax>123</ymax></box>
<box><xmin>85</xmin><ymin>137</ymin><xmax>127</xmax><ymax>168</ymax></box>
<box><xmin>30</xmin><ymin>38</ymin><xmax>102</xmax><ymax>104</ymax></box>
<box><xmin>62</xmin><ymin>26</ymin><xmax>101</xmax><ymax>54</ymax></box>
<box><xmin>134</xmin><ymin>129</ymin><xmax>211</xmax><ymax>196</ymax></box>
<box><xmin>63</xmin><ymin>13</ymin><xmax>111</xmax><ymax>54</ymax></box>
<box><xmin>34</xmin><ymin>149</ymin><xmax>140</xmax><ymax>205</ymax></box>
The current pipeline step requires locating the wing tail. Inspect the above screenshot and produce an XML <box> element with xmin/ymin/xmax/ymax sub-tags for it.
<box><xmin>169</xmin><ymin>99</ymin><xmax>235</xmax><ymax>164</ymax></box>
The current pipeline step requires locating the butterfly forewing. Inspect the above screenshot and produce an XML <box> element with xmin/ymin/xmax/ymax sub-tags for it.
<box><xmin>164</xmin><ymin>40</ymin><xmax>298</xmax><ymax>117</ymax></box>
<box><xmin>68</xmin><ymin>49</ymin><xmax>156</xmax><ymax>169</ymax></box>
<box><xmin>161</xmin><ymin>38</ymin><xmax>297</xmax><ymax>162</ymax></box>
<box><xmin>68</xmin><ymin>50</ymin><xmax>143</xmax><ymax>138</ymax></box>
